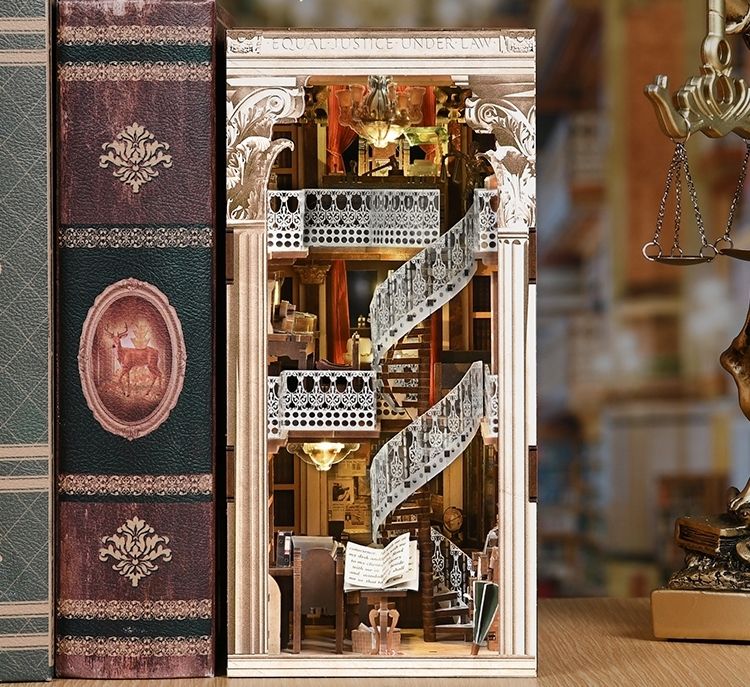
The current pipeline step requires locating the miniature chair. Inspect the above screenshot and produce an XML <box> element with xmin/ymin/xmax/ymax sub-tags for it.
<box><xmin>291</xmin><ymin>536</ymin><xmax>344</xmax><ymax>654</ymax></box>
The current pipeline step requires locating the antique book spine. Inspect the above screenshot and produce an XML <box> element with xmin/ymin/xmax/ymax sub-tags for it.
<box><xmin>55</xmin><ymin>1</ymin><xmax>216</xmax><ymax>678</ymax></box>
<box><xmin>0</xmin><ymin>4</ymin><xmax>53</xmax><ymax>682</ymax></box>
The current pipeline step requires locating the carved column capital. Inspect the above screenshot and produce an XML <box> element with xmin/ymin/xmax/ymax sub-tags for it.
<box><xmin>293</xmin><ymin>263</ymin><xmax>331</xmax><ymax>286</ymax></box>
<box><xmin>226</xmin><ymin>85</ymin><xmax>305</xmax><ymax>222</ymax></box>
<box><xmin>466</xmin><ymin>78</ymin><xmax>536</xmax><ymax>231</ymax></box>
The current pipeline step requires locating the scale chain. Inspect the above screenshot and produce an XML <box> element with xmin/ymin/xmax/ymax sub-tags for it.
<box><xmin>672</xmin><ymin>146</ymin><xmax>683</xmax><ymax>256</ymax></box>
<box><xmin>644</xmin><ymin>145</ymin><xmax>683</xmax><ymax>259</ymax></box>
<box><xmin>715</xmin><ymin>140</ymin><xmax>750</xmax><ymax>252</ymax></box>
<box><xmin>680</xmin><ymin>144</ymin><xmax>716</xmax><ymax>259</ymax></box>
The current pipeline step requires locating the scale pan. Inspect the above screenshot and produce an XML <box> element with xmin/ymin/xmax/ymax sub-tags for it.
<box><xmin>652</xmin><ymin>255</ymin><xmax>713</xmax><ymax>266</ymax></box>
<box><xmin>719</xmin><ymin>248</ymin><xmax>750</xmax><ymax>261</ymax></box>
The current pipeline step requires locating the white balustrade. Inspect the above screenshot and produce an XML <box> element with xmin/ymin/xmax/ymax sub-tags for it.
<box><xmin>474</xmin><ymin>189</ymin><xmax>500</xmax><ymax>254</ymax></box>
<box><xmin>484</xmin><ymin>365</ymin><xmax>499</xmax><ymax>438</ymax></box>
<box><xmin>275</xmin><ymin>370</ymin><xmax>377</xmax><ymax>433</ymax></box>
<box><xmin>268</xmin><ymin>376</ymin><xmax>284</xmax><ymax>440</ymax></box>
<box><xmin>370</xmin><ymin>361</ymin><xmax>484</xmax><ymax>535</ymax></box>
<box><xmin>266</xmin><ymin>188</ymin><xmax>440</xmax><ymax>252</ymax></box>
<box><xmin>267</xmin><ymin>190</ymin><xmax>305</xmax><ymax>253</ymax></box>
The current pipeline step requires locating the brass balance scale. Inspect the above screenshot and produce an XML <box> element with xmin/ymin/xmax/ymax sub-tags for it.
<box><xmin>646</xmin><ymin>0</ymin><xmax>750</xmax><ymax>641</ymax></box>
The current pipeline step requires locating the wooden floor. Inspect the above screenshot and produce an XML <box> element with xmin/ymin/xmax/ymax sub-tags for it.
<box><xmin>286</xmin><ymin>625</ymin><xmax>473</xmax><ymax>657</ymax></box>
<box><xmin>19</xmin><ymin>598</ymin><xmax>750</xmax><ymax>686</ymax></box>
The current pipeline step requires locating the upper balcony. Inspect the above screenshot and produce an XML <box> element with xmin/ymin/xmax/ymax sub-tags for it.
<box><xmin>267</xmin><ymin>188</ymin><xmax>440</xmax><ymax>257</ymax></box>
<box><xmin>267</xmin><ymin>187</ymin><xmax>501</xmax><ymax>259</ymax></box>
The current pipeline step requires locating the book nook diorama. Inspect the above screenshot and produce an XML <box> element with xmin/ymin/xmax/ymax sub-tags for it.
<box><xmin>225</xmin><ymin>31</ymin><xmax>536</xmax><ymax>676</ymax></box>
<box><xmin>645</xmin><ymin>0</ymin><xmax>750</xmax><ymax>640</ymax></box>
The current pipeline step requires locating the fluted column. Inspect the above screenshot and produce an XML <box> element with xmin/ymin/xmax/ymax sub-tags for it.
<box><xmin>227</xmin><ymin>84</ymin><xmax>304</xmax><ymax>656</ymax></box>
<box><xmin>235</xmin><ymin>220</ymin><xmax>268</xmax><ymax>653</ymax></box>
<box><xmin>467</xmin><ymin>76</ymin><xmax>536</xmax><ymax>659</ymax></box>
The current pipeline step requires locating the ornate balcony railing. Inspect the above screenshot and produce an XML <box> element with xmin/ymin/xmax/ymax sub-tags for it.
<box><xmin>370</xmin><ymin>361</ymin><xmax>484</xmax><ymax>534</ymax></box>
<box><xmin>370</xmin><ymin>207</ymin><xmax>478</xmax><ymax>404</ymax></box>
<box><xmin>270</xmin><ymin>370</ymin><xmax>377</xmax><ymax>435</ymax></box>
<box><xmin>267</xmin><ymin>190</ymin><xmax>305</xmax><ymax>254</ymax></box>
<box><xmin>483</xmin><ymin>365</ymin><xmax>499</xmax><ymax>439</ymax></box>
<box><xmin>268</xmin><ymin>376</ymin><xmax>284</xmax><ymax>441</ymax></box>
<box><xmin>266</xmin><ymin>188</ymin><xmax>440</xmax><ymax>253</ymax></box>
<box><xmin>474</xmin><ymin>189</ymin><xmax>500</xmax><ymax>255</ymax></box>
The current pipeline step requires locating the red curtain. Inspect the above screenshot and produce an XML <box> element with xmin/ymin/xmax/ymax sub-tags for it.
<box><xmin>327</xmin><ymin>260</ymin><xmax>350</xmax><ymax>364</ymax></box>
<box><xmin>327</xmin><ymin>86</ymin><xmax>358</xmax><ymax>174</ymax></box>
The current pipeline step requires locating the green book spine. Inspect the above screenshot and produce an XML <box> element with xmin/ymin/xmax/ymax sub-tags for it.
<box><xmin>0</xmin><ymin>1</ymin><xmax>53</xmax><ymax>682</ymax></box>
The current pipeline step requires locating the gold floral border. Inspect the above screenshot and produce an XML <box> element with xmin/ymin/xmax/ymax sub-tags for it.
<box><xmin>58</xmin><ymin>25</ymin><xmax>212</xmax><ymax>45</ymax></box>
<box><xmin>58</xmin><ymin>226</ymin><xmax>213</xmax><ymax>249</ymax></box>
<box><xmin>58</xmin><ymin>599</ymin><xmax>212</xmax><ymax>620</ymax></box>
<box><xmin>57</xmin><ymin>635</ymin><xmax>211</xmax><ymax>657</ymax></box>
<box><xmin>58</xmin><ymin>62</ymin><xmax>211</xmax><ymax>82</ymax></box>
<box><xmin>58</xmin><ymin>474</ymin><xmax>213</xmax><ymax>496</ymax></box>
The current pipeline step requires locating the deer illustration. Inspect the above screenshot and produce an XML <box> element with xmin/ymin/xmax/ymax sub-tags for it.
<box><xmin>105</xmin><ymin>322</ymin><xmax>161</xmax><ymax>397</ymax></box>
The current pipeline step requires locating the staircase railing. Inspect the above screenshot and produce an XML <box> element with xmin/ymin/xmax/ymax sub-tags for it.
<box><xmin>370</xmin><ymin>361</ymin><xmax>484</xmax><ymax>534</ymax></box>
<box><xmin>369</xmin><ymin>208</ymin><xmax>479</xmax><ymax>401</ymax></box>
<box><xmin>430</xmin><ymin>527</ymin><xmax>474</xmax><ymax>604</ymax></box>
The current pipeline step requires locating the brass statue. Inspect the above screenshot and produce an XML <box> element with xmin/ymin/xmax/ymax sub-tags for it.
<box><xmin>646</xmin><ymin>0</ymin><xmax>750</xmax><ymax>142</ymax></box>
<box><xmin>721</xmin><ymin>300</ymin><xmax>750</xmax><ymax>422</ymax></box>
<box><xmin>665</xmin><ymin>296</ymin><xmax>750</xmax><ymax>591</ymax></box>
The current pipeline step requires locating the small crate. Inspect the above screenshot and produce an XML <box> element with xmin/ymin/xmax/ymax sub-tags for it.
<box><xmin>351</xmin><ymin>628</ymin><xmax>401</xmax><ymax>655</ymax></box>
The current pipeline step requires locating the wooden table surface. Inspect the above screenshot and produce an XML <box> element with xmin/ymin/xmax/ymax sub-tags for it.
<box><xmin>22</xmin><ymin>598</ymin><xmax>750</xmax><ymax>686</ymax></box>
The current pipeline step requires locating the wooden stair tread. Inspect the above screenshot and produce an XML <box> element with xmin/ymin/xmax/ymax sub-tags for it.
<box><xmin>434</xmin><ymin>605</ymin><xmax>469</xmax><ymax>618</ymax></box>
<box><xmin>381</xmin><ymin>521</ymin><xmax>419</xmax><ymax>532</ymax></box>
<box><xmin>391</xmin><ymin>504</ymin><xmax>430</xmax><ymax>514</ymax></box>
<box><xmin>434</xmin><ymin>623</ymin><xmax>474</xmax><ymax>631</ymax></box>
<box><xmin>393</xmin><ymin>342</ymin><xmax>431</xmax><ymax>350</ymax></box>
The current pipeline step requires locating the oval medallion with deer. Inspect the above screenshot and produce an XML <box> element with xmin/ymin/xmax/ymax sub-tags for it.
<box><xmin>78</xmin><ymin>278</ymin><xmax>187</xmax><ymax>440</ymax></box>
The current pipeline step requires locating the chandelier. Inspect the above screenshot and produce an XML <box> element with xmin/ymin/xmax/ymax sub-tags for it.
<box><xmin>287</xmin><ymin>442</ymin><xmax>360</xmax><ymax>472</ymax></box>
<box><xmin>336</xmin><ymin>76</ymin><xmax>425</xmax><ymax>149</ymax></box>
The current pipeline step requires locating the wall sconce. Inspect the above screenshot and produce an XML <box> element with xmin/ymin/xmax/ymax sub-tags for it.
<box><xmin>287</xmin><ymin>442</ymin><xmax>360</xmax><ymax>472</ymax></box>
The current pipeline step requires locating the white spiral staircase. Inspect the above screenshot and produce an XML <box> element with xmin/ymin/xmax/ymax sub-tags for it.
<box><xmin>369</xmin><ymin>199</ymin><xmax>495</xmax><ymax>535</ymax></box>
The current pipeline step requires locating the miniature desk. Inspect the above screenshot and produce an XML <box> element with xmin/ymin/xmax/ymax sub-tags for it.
<box><xmin>359</xmin><ymin>589</ymin><xmax>408</xmax><ymax>655</ymax></box>
<box><xmin>268</xmin><ymin>332</ymin><xmax>315</xmax><ymax>369</ymax></box>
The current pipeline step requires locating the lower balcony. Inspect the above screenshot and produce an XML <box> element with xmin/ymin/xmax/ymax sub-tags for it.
<box><xmin>268</xmin><ymin>370</ymin><xmax>379</xmax><ymax>444</ymax></box>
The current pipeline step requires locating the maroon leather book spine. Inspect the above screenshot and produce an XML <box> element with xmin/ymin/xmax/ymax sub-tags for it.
<box><xmin>55</xmin><ymin>1</ymin><xmax>216</xmax><ymax>678</ymax></box>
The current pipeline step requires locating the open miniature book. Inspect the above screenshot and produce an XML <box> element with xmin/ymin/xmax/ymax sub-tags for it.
<box><xmin>344</xmin><ymin>532</ymin><xmax>420</xmax><ymax>592</ymax></box>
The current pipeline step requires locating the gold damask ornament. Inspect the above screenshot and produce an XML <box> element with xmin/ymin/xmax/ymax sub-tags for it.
<box><xmin>98</xmin><ymin>516</ymin><xmax>172</xmax><ymax>587</ymax></box>
<box><xmin>99</xmin><ymin>123</ymin><xmax>173</xmax><ymax>193</ymax></box>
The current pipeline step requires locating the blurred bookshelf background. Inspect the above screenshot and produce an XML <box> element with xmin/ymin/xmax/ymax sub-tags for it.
<box><xmin>221</xmin><ymin>0</ymin><xmax>750</xmax><ymax>598</ymax></box>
